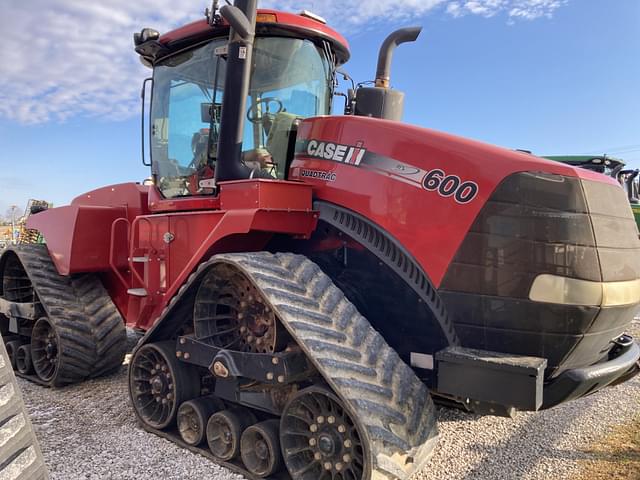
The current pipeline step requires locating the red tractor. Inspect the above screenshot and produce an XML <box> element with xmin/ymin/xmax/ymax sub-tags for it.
<box><xmin>1</xmin><ymin>1</ymin><xmax>639</xmax><ymax>479</ymax></box>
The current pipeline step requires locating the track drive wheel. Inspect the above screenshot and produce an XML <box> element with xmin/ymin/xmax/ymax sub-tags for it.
<box><xmin>241</xmin><ymin>419</ymin><xmax>283</xmax><ymax>478</ymax></box>
<box><xmin>129</xmin><ymin>341</ymin><xmax>200</xmax><ymax>430</ymax></box>
<box><xmin>280</xmin><ymin>386</ymin><xmax>366</xmax><ymax>480</ymax></box>
<box><xmin>193</xmin><ymin>265</ymin><xmax>289</xmax><ymax>354</ymax></box>
<box><xmin>206</xmin><ymin>408</ymin><xmax>256</xmax><ymax>462</ymax></box>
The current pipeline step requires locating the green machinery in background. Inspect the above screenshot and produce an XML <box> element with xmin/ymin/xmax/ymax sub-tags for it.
<box><xmin>1</xmin><ymin>200</ymin><xmax>50</xmax><ymax>249</ymax></box>
<box><xmin>545</xmin><ymin>155</ymin><xmax>640</xmax><ymax>228</ymax></box>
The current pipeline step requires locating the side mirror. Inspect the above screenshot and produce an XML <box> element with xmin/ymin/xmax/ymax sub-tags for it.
<box><xmin>134</xmin><ymin>28</ymin><xmax>160</xmax><ymax>47</ymax></box>
<box><xmin>220</xmin><ymin>5</ymin><xmax>254</xmax><ymax>40</ymax></box>
<box><xmin>141</xmin><ymin>78</ymin><xmax>153</xmax><ymax>167</ymax></box>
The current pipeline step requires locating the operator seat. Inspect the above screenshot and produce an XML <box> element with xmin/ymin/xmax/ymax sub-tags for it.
<box><xmin>265</xmin><ymin>112</ymin><xmax>299</xmax><ymax>179</ymax></box>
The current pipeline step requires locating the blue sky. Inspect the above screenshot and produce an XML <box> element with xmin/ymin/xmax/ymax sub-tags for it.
<box><xmin>0</xmin><ymin>0</ymin><xmax>638</xmax><ymax>216</ymax></box>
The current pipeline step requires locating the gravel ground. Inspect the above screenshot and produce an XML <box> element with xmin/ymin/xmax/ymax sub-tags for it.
<box><xmin>18</xmin><ymin>321</ymin><xmax>640</xmax><ymax>480</ymax></box>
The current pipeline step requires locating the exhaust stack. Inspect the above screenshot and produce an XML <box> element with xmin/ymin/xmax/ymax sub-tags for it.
<box><xmin>355</xmin><ymin>27</ymin><xmax>422</xmax><ymax>121</ymax></box>
<box><xmin>215</xmin><ymin>0</ymin><xmax>261</xmax><ymax>183</ymax></box>
<box><xmin>375</xmin><ymin>27</ymin><xmax>422</xmax><ymax>88</ymax></box>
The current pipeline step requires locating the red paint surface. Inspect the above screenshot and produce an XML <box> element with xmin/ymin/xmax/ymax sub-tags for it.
<box><xmin>28</xmin><ymin>112</ymin><xmax>620</xmax><ymax>331</ymax></box>
<box><xmin>159</xmin><ymin>10</ymin><xmax>349</xmax><ymax>61</ymax></box>
<box><xmin>28</xmin><ymin>180</ymin><xmax>316</xmax><ymax>330</ymax></box>
<box><xmin>290</xmin><ymin>116</ymin><xmax>616</xmax><ymax>287</ymax></box>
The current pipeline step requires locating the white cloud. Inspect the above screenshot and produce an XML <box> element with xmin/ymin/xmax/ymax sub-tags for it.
<box><xmin>447</xmin><ymin>0</ymin><xmax>566</xmax><ymax>19</ymax></box>
<box><xmin>0</xmin><ymin>0</ymin><xmax>568</xmax><ymax>124</ymax></box>
<box><xmin>270</xmin><ymin>0</ymin><xmax>447</xmax><ymax>25</ymax></box>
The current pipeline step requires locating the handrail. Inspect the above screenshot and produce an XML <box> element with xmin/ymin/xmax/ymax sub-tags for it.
<box><xmin>129</xmin><ymin>216</ymin><xmax>152</xmax><ymax>288</ymax></box>
<box><xmin>109</xmin><ymin>217</ymin><xmax>131</xmax><ymax>289</ymax></box>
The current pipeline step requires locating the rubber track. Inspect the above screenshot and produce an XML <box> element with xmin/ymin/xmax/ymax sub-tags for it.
<box><xmin>2</xmin><ymin>246</ymin><xmax>126</xmax><ymax>386</ymax></box>
<box><xmin>0</xmin><ymin>335</ymin><xmax>48</xmax><ymax>480</ymax></box>
<box><xmin>145</xmin><ymin>252</ymin><xmax>439</xmax><ymax>480</ymax></box>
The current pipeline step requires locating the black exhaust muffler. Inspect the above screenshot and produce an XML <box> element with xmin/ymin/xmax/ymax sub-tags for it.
<box><xmin>354</xmin><ymin>27</ymin><xmax>422</xmax><ymax>122</ymax></box>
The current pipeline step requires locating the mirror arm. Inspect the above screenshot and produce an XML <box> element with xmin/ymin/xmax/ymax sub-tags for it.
<box><xmin>140</xmin><ymin>78</ymin><xmax>153</xmax><ymax>167</ymax></box>
<box><xmin>220</xmin><ymin>5</ymin><xmax>254</xmax><ymax>40</ymax></box>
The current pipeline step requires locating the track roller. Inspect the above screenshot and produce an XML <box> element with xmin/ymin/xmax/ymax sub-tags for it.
<box><xmin>241</xmin><ymin>419</ymin><xmax>283</xmax><ymax>478</ymax></box>
<box><xmin>206</xmin><ymin>408</ymin><xmax>256</xmax><ymax>462</ymax></box>
<box><xmin>15</xmin><ymin>344</ymin><xmax>34</xmax><ymax>375</ymax></box>
<box><xmin>281</xmin><ymin>386</ymin><xmax>365</xmax><ymax>479</ymax></box>
<box><xmin>5</xmin><ymin>339</ymin><xmax>22</xmax><ymax>370</ymax></box>
<box><xmin>177</xmin><ymin>396</ymin><xmax>225</xmax><ymax>446</ymax></box>
<box><xmin>129</xmin><ymin>341</ymin><xmax>200</xmax><ymax>429</ymax></box>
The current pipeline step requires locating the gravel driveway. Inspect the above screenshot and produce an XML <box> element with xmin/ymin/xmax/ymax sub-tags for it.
<box><xmin>18</xmin><ymin>321</ymin><xmax>640</xmax><ymax>480</ymax></box>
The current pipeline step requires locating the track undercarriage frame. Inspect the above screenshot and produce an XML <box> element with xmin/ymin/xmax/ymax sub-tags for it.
<box><xmin>128</xmin><ymin>252</ymin><xmax>439</xmax><ymax>480</ymax></box>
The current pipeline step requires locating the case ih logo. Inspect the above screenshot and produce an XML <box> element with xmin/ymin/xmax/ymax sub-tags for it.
<box><xmin>306</xmin><ymin>140</ymin><xmax>367</xmax><ymax>166</ymax></box>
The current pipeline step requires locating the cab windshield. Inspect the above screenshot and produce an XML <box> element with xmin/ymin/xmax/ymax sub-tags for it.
<box><xmin>150</xmin><ymin>37</ymin><xmax>333</xmax><ymax>198</ymax></box>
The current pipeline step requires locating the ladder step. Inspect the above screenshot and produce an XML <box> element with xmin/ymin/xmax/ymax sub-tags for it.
<box><xmin>130</xmin><ymin>256</ymin><xmax>149</xmax><ymax>263</ymax></box>
<box><xmin>127</xmin><ymin>288</ymin><xmax>148</xmax><ymax>297</ymax></box>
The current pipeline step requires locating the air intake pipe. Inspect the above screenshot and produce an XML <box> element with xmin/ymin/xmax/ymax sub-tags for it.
<box><xmin>215</xmin><ymin>0</ymin><xmax>271</xmax><ymax>183</ymax></box>
<box><xmin>355</xmin><ymin>27</ymin><xmax>422</xmax><ymax>121</ymax></box>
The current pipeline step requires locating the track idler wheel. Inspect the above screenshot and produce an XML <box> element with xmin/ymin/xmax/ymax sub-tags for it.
<box><xmin>280</xmin><ymin>386</ymin><xmax>366</xmax><ymax>480</ymax></box>
<box><xmin>15</xmin><ymin>344</ymin><xmax>34</xmax><ymax>375</ymax></box>
<box><xmin>4</xmin><ymin>339</ymin><xmax>22</xmax><ymax>370</ymax></box>
<box><xmin>177</xmin><ymin>396</ymin><xmax>225</xmax><ymax>446</ymax></box>
<box><xmin>206</xmin><ymin>408</ymin><xmax>256</xmax><ymax>462</ymax></box>
<box><xmin>129</xmin><ymin>342</ymin><xmax>200</xmax><ymax>430</ymax></box>
<box><xmin>30</xmin><ymin>318</ymin><xmax>60</xmax><ymax>382</ymax></box>
<box><xmin>241</xmin><ymin>419</ymin><xmax>283</xmax><ymax>478</ymax></box>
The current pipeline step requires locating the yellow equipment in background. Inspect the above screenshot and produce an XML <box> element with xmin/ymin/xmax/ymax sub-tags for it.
<box><xmin>16</xmin><ymin>200</ymin><xmax>51</xmax><ymax>244</ymax></box>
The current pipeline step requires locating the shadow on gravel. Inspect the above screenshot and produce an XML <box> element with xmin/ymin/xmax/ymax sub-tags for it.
<box><xmin>458</xmin><ymin>404</ymin><xmax>593</xmax><ymax>479</ymax></box>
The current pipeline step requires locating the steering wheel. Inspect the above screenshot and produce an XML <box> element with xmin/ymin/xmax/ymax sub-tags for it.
<box><xmin>247</xmin><ymin>97</ymin><xmax>284</xmax><ymax>124</ymax></box>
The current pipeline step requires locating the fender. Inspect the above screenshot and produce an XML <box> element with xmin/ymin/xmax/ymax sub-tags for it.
<box><xmin>26</xmin><ymin>183</ymin><xmax>149</xmax><ymax>275</ymax></box>
<box><xmin>313</xmin><ymin>201</ymin><xmax>458</xmax><ymax>347</ymax></box>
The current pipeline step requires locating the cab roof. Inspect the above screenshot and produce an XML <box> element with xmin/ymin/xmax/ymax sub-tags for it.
<box><xmin>157</xmin><ymin>9</ymin><xmax>350</xmax><ymax>65</ymax></box>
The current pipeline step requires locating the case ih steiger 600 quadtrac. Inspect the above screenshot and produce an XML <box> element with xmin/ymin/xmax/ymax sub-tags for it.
<box><xmin>1</xmin><ymin>2</ymin><xmax>640</xmax><ymax>479</ymax></box>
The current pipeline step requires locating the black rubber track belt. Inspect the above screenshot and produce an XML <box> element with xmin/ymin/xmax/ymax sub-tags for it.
<box><xmin>137</xmin><ymin>252</ymin><xmax>439</xmax><ymax>480</ymax></box>
<box><xmin>2</xmin><ymin>245</ymin><xmax>126</xmax><ymax>386</ymax></box>
<box><xmin>0</xmin><ymin>334</ymin><xmax>48</xmax><ymax>479</ymax></box>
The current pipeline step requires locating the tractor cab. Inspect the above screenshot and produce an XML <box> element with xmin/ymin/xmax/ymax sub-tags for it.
<box><xmin>135</xmin><ymin>9</ymin><xmax>349</xmax><ymax>201</ymax></box>
<box><xmin>545</xmin><ymin>154</ymin><xmax>640</xmax><ymax>227</ymax></box>
<box><xmin>543</xmin><ymin>155</ymin><xmax>626</xmax><ymax>177</ymax></box>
